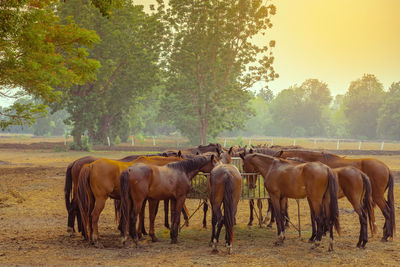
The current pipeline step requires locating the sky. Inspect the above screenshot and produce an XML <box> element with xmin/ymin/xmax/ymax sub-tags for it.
<box><xmin>1</xmin><ymin>0</ymin><xmax>399</xmax><ymax>107</ymax></box>
<box><xmin>265</xmin><ymin>0</ymin><xmax>400</xmax><ymax>96</ymax></box>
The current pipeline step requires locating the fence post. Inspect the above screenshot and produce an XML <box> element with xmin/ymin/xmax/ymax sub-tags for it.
<box><xmin>131</xmin><ymin>136</ymin><xmax>134</xmax><ymax>146</ymax></box>
<box><xmin>314</xmin><ymin>139</ymin><xmax>317</xmax><ymax>147</ymax></box>
<box><xmin>107</xmin><ymin>136</ymin><xmax>110</xmax><ymax>147</ymax></box>
<box><xmin>293</xmin><ymin>139</ymin><xmax>296</xmax><ymax>146</ymax></box>
<box><xmin>153</xmin><ymin>136</ymin><xmax>156</xmax><ymax>146</ymax></box>
<box><xmin>271</xmin><ymin>138</ymin><xmax>274</xmax><ymax>146</ymax></box>
<box><xmin>358</xmin><ymin>141</ymin><xmax>362</xmax><ymax>150</ymax></box>
<box><xmin>64</xmin><ymin>135</ymin><xmax>67</xmax><ymax>146</ymax></box>
<box><xmin>248</xmin><ymin>138</ymin><xmax>252</xmax><ymax>146</ymax></box>
<box><xmin>336</xmin><ymin>139</ymin><xmax>340</xmax><ymax>150</ymax></box>
<box><xmin>224</xmin><ymin>138</ymin><xmax>227</xmax><ymax>148</ymax></box>
<box><xmin>381</xmin><ymin>141</ymin><xmax>385</xmax><ymax>150</ymax></box>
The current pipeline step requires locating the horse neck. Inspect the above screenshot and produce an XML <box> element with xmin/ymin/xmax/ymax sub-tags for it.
<box><xmin>168</xmin><ymin>157</ymin><xmax>210</xmax><ymax>181</ymax></box>
<box><xmin>251</xmin><ymin>155</ymin><xmax>275</xmax><ymax>177</ymax></box>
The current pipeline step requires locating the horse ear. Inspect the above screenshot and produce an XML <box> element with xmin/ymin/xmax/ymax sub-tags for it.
<box><xmin>275</xmin><ymin>150</ymin><xmax>283</xmax><ymax>157</ymax></box>
<box><xmin>196</xmin><ymin>151</ymin><xmax>200</xmax><ymax>155</ymax></box>
<box><xmin>211</xmin><ymin>154</ymin><xmax>215</xmax><ymax>162</ymax></box>
<box><xmin>216</xmin><ymin>147</ymin><xmax>221</xmax><ymax>156</ymax></box>
<box><xmin>249</xmin><ymin>148</ymin><xmax>254</xmax><ymax>154</ymax></box>
<box><xmin>228</xmin><ymin>146</ymin><xmax>233</xmax><ymax>155</ymax></box>
<box><xmin>239</xmin><ymin>152</ymin><xmax>245</xmax><ymax>160</ymax></box>
<box><xmin>178</xmin><ymin>150</ymin><xmax>182</xmax><ymax>157</ymax></box>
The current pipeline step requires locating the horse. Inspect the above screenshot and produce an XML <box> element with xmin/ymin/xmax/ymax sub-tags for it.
<box><xmin>119</xmin><ymin>154</ymin><xmax>218</xmax><ymax>245</ymax></box>
<box><xmin>208</xmin><ymin>147</ymin><xmax>242</xmax><ymax>254</ymax></box>
<box><xmin>162</xmin><ymin>143</ymin><xmax>223</xmax><ymax>157</ymax></box>
<box><xmin>281</xmin><ymin>157</ymin><xmax>374</xmax><ymax>248</ymax></box>
<box><xmin>77</xmin><ymin>155</ymin><xmax>184</xmax><ymax>247</ymax></box>
<box><xmin>276</xmin><ymin>149</ymin><xmax>395</xmax><ymax>241</ymax></box>
<box><xmin>64</xmin><ymin>153</ymin><xmax>184</xmax><ymax>237</ymax></box>
<box><xmin>240</xmin><ymin>152</ymin><xmax>340</xmax><ymax>251</ymax></box>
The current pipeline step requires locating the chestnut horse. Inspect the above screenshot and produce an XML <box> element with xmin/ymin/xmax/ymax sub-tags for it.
<box><xmin>64</xmin><ymin>154</ymin><xmax>144</xmax><ymax>235</ymax></box>
<box><xmin>208</xmin><ymin>148</ymin><xmax>242</xmax><ymax>254</ymax></box>
<box><xmin>276</xmin><ymin>149</ymin><xmax>395</xmax><ymax>241</ymax></box>
<box><xmin>119</xmin><ymin>154</ymin><xmax>218</xmax><ymax>245</ymax></box>
<box><xmin>240</xmin><ymin>152</ymin><xmax>340</xmax><ymax>251</ymax></box>
<box><xmin>77</xmin><ymin>155</ymin><xmax>183</xmax><ymax>247</ymax></box>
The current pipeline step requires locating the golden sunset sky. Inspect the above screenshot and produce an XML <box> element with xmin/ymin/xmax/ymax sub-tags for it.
<box><xmin>139</xmin><ymin>0</ymin><xmax>399</xmax><ymax>96</ymax></box>
<box><xmin>267</xmin><ymin>0</ymin><xmax>400</xmax><ymax>95</ymax></box>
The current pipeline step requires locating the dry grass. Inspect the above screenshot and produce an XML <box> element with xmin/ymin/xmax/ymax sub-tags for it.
<box><xmin>0</xmin><ymin>149</ymin><xmax>399</xmax><ymax>266</ymax></box>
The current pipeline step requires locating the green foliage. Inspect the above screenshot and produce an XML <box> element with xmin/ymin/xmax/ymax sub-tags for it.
<box><xmin>159</xmin><ymin>0</ymin><xmax>277</xmax><ymax>144</ymax></box>
<box><xmin>234</xmin><ymin>136</ymin><xmax>245</xmax><ymax>147</ymax></box>
<box><xmin>68</xmin><ymin>135</ymin><xmax>91</xmax><ymax>151</ymax></box>
<box><xmin>0</xmin><ymin>0</ymin><xmax>100</xmax><ymax>130</ymax></box>
<box><xmin>57</xmin><ymin>0</ymin><xmax>164</xmax><ymax>145</ymax></box>
<box><xmin>114</xmin><ymin>135</ymin><xmax>121</xmax><ymax>145</ymax></box>
<box><xmin>269</xmin><ymin>79</ymin><xmax>332</xmax><ymax>137</ymax></box>
<box><xmin>342</xmin><ymin>74</ymin><xmax>385</xmax><ymax>139</ymax></box>
<box><xmin>377</xmin><ymin>81</ymin><xmax>400</xmax><ymax>139</ymax></box>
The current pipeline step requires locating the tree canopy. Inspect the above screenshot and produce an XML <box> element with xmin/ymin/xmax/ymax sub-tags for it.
<box><xmin>377</xmin><ymin>81</ymin><xmax>400</xmax><ymax>139</ymax></box>
<box><xmin>158</xmin><ymin>0</ymin><xmax>278</xmax><ymax>144</ymax></box>
<box><xmin>0</xmin><ymin>0</ymin><xmax>100</xmax><ymax>130</ymax></box>
<box><xmin>342</xmin><ymin>74</ymin><xmax>385</xmax><ymax>139</ymax></box>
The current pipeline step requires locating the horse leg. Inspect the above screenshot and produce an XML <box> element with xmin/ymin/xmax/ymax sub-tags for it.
<box><xmin>279</xmin><ymin>198</ymin><xmax>288</xmax><ymax>237</ymax></box>
<box><xmin>307</xmin><ymin>198</ymin><xmax>317</xmax><ymax>242</ymax></box>
<box><xmin>171</xmin><ymin>198</ymin><xmax>185</xmax><ymax>244</ymax></box>
<box><xmin>203</xmin><ymin>200</ymin><xmax>208</xmax><ymax>228</ymax></box>
<box><xmin>131</xmin><ymin>198</ymin><xmax>144</xmax><ymax>247</ymax></box>
<box><xmin>257</xmin><ymin>199</ymin><xmax>263</xmax><ymax>227</ymax></box>
<box><xmin>211</xmin><ymin>203</ymin><xmax>222</xmax><ymax>253</ymax></box>
<box><xmin>182</xmin><ymin>203</ymin><xmax>190</xmax><ymax>227</ymax></box>
<box><xmin>90</xmin><ymin>197</ymin><xmax>106</xmax><ymax>248</ymax></box>
<box><xmin>164</xmin><ymin>199</ymin><xmax>170</xmax><ymax>229</ymax></box>
<box><xmin>137</xmin><ymin>199</ymin><xmax>147</xmax><ymax>240</ymax></box>
<box><xmin>214</xmin><ymin>207</ymin><xmax>224</xmax><ymax>253</ymax></box>
<box><xmin>248</xmin><ymin>199</ymin><xmax>254</xmax><ymax>226</ymax></box>
<box><xmin>170</xmin><ymin>199</ymin><xmax>177</xmax><ymax>243</ymax></box>
<box><xmin>148</xmin><ymin>199</ymin><xmax>159</xmax><ymax>242</ymax></box>
<box><xmin>270</xmin><ymin>196</ymin><xmax>284</xmax><ymax>245</ymax></box>
<box><xmin>67</xmin><ymin>197</ymin><xmax>76</xmax><ymax>235</ymax></box>
<box><xmin>284</xmin><ymin>200</ymin><xmax>290</xmax><ymax>229</ymax></box>
<box><xmin>375</xmin><ymin>197</ymin><xmax>392</xmax><ymax>241</ymax></box>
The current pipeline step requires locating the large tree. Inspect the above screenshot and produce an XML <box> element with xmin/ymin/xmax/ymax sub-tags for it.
<box><xmin>57</xmin><ymin>0</ymin><xmax>164</xmax><ymax>146</ymax></box>
<box><xmin>377</xmin><ymin>81</ymin><xmax>400</xmax><ymax>139</ymax></box>
<box><xmin>0</xmin><ymin>0</ymin><xmax>100</xmax><ymax>130</ymax></box>
<box><xmin>342</xmin><ymin>74</ymin><xmax>385</xmax><ymax>139</ymax></box>
<box><xmin>158</xmin><ymin>0</ymin><xmax>278</xmax><ymax>144</ymax></box>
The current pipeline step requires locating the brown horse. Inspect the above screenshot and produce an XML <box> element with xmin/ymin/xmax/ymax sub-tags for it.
<box><xmin>77</xmin><ymin>155</ymin><xmax>183</xmax><ymax>247</ymax></box>
<box><xmin>276</xmin><ymin>149</ymin><xmax>395</xmax><ymax>241</ymax></box>
<box><xmin>208</xmin><ymin>148</ymin><xmax>242</xmax><ymax>254</ymax></box>
<box><xmin>119</xmin><ymin>154</ymin><xmax>218</xmax><ymax>245</ymax></box>
<box><xmin>64</xmin><ymin>154</ymin><xmax>162</xmax><ymax>235</ymax></box>
<box><xmin>240</xmin><ymin>152</ymin><xmax>340</xmax><ymax>251</ymax></box>
<box><xmin>162</xmin><ymin>143</ymin><xmax>223</xmax><ymax>157</ymax></box>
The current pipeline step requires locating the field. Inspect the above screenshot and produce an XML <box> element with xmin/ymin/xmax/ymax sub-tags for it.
<box><xmin>0</xmin><ymin>147</ymin><xmax>400</xmax><ymax>266</ymax></box>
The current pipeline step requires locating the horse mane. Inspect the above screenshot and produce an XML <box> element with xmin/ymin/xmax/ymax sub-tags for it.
<box><xmin>167</xmin><ymin>155</ymin><xmax>210</xmax><ymax>173</ymax></box>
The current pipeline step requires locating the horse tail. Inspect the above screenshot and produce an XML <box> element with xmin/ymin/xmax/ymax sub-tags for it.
<box><xmin>64</xmin><ymin>163</ymin><xmax>73</xmax><ymax>213</ymax></box>
<box><xmin>77</xmin><ymin>164</ymin><xmax>93</xmax><ymax>239</ymax></box>
<box><xmin>119</xmin><ymin>170</ymin><xmax>131</xmax><ymax>237</ymax></box>
<box><xmin>360</xmin><ymin>172</ymin><xmax>374</xmax><ymax>235</ymax></box>
<box><xmin>222</xmin><ymin>173</ymin><xmax>235</xmax><ymax>245</ymax></box>
<box><xmin>327</xmin><ymin>168</ymin><xmax>341</xmax><ymax>235</ymax></box>
<box><xmin>388</xmin><ymin>171</ymin><xmax>396</xmax><ymax>236</ymax></box>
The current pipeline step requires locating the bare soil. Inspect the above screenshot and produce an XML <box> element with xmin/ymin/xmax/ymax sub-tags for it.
<box><xmin>0</xmin><ymin>149</ymin><xmax>399</xmax><ymax>266</ymax></box>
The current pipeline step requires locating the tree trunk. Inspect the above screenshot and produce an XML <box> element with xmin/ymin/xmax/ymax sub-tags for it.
<box><xmin>200</xmin><ymin>118</ymin><xmax>208</xmax><ymax>145</ymax></box>
<box><xmin>72</xmin><ymin>129</ymin><xmax>82</xmax><ymax>147</ymax></box>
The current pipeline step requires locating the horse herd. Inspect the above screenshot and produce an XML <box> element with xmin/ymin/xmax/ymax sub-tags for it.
<box><xmin>64</xmin><ymin>143</ymin><xmax>395</xmax><ymax>254</ymax></box>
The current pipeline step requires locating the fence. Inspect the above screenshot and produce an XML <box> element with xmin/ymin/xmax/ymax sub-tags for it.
<box><xmin>184</xmin><ymin>157</ymin><xmax>303</xmax><ymax>236</ymax></box>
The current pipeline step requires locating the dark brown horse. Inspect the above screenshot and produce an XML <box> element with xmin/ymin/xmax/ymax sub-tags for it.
<box><xmin>119</xmin><ymin>154</ymin><xmax>218</xmax><ymax>245</ymax></box>
<box><xmin>208</xmin><ymin>148</ymin><xmax>242</xmax><ymax>254</ymax></box>
<box><xmin>77</xmin><ymin>155</ymin><xmax>183</xmax><ymax>247</ymax></box>
<box><xmin>162</xmin><ymin>143</ymin><xmax>223</xmax><ymax>157</ymax></box>
<box><xmin>276</xmin><ymin>149</ymin><xmax>395</xmax><ymax>241</ymax></box>
<box><xmin>240</xmin><ymin>152</ymin><xmax>340</xmax><ymax>251</ymax></box>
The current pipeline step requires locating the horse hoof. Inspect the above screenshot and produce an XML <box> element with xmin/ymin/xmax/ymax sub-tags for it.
<box><xmin>150</xmin><ymin>235</ymin><xmax>159</xmax><ymax>242</ymax></box>
<box><xmin>227</xmin><ymin>245</ymin><xmax>232</xmax><ymax>255</ymax></box>
<box><xmin>274</xmin><ymin>240</ymin><xmax>283</xmax><ymax>246</ymax></box>
<box><xmin>203</xmin><ymin>225</ymin><xmax>207</xmax><ymax>229</ymax></box>
<box><xmin>171</xmin><ymin>239</ymin><xmax>178</xmax><ymax>244</ymax></box>
<box><xmin>247</xmin><ymin>222</ymin><xmax>253</xmax><ymax>227</ymax></box>
<box><xmin>67</xmin><ymin>227</ymin><xmax>74</xmax><ymax>234</ymax></box>
<box><xmin>380</xmin><ymin>237</ymin><xmax>388</xmax><ymax>242</ymax></box>
<box><xmin>266</xmin><ymin>224</ymin><xmax>273</xmax><ymax>228</ymax></box>
<box><xmin>211</xmin><ymin>248</ymin><xmax>218</xmax><ymax>254</ymax></box>
<box><xmin>164</xmin><ymin>224</ymin><xmax>170</xmax><ymax>229</ymax></box>
<box><xmin>185</xmin><ymin>220</ymin><xmax>189</xmax><ymax>227</ymax></box>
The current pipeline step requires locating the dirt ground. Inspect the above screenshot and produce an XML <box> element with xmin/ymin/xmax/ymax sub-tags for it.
<box><xmin>0</xmin><ymin>149</ymin><xmax>399</xmax><ymax>266</ymax></box>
